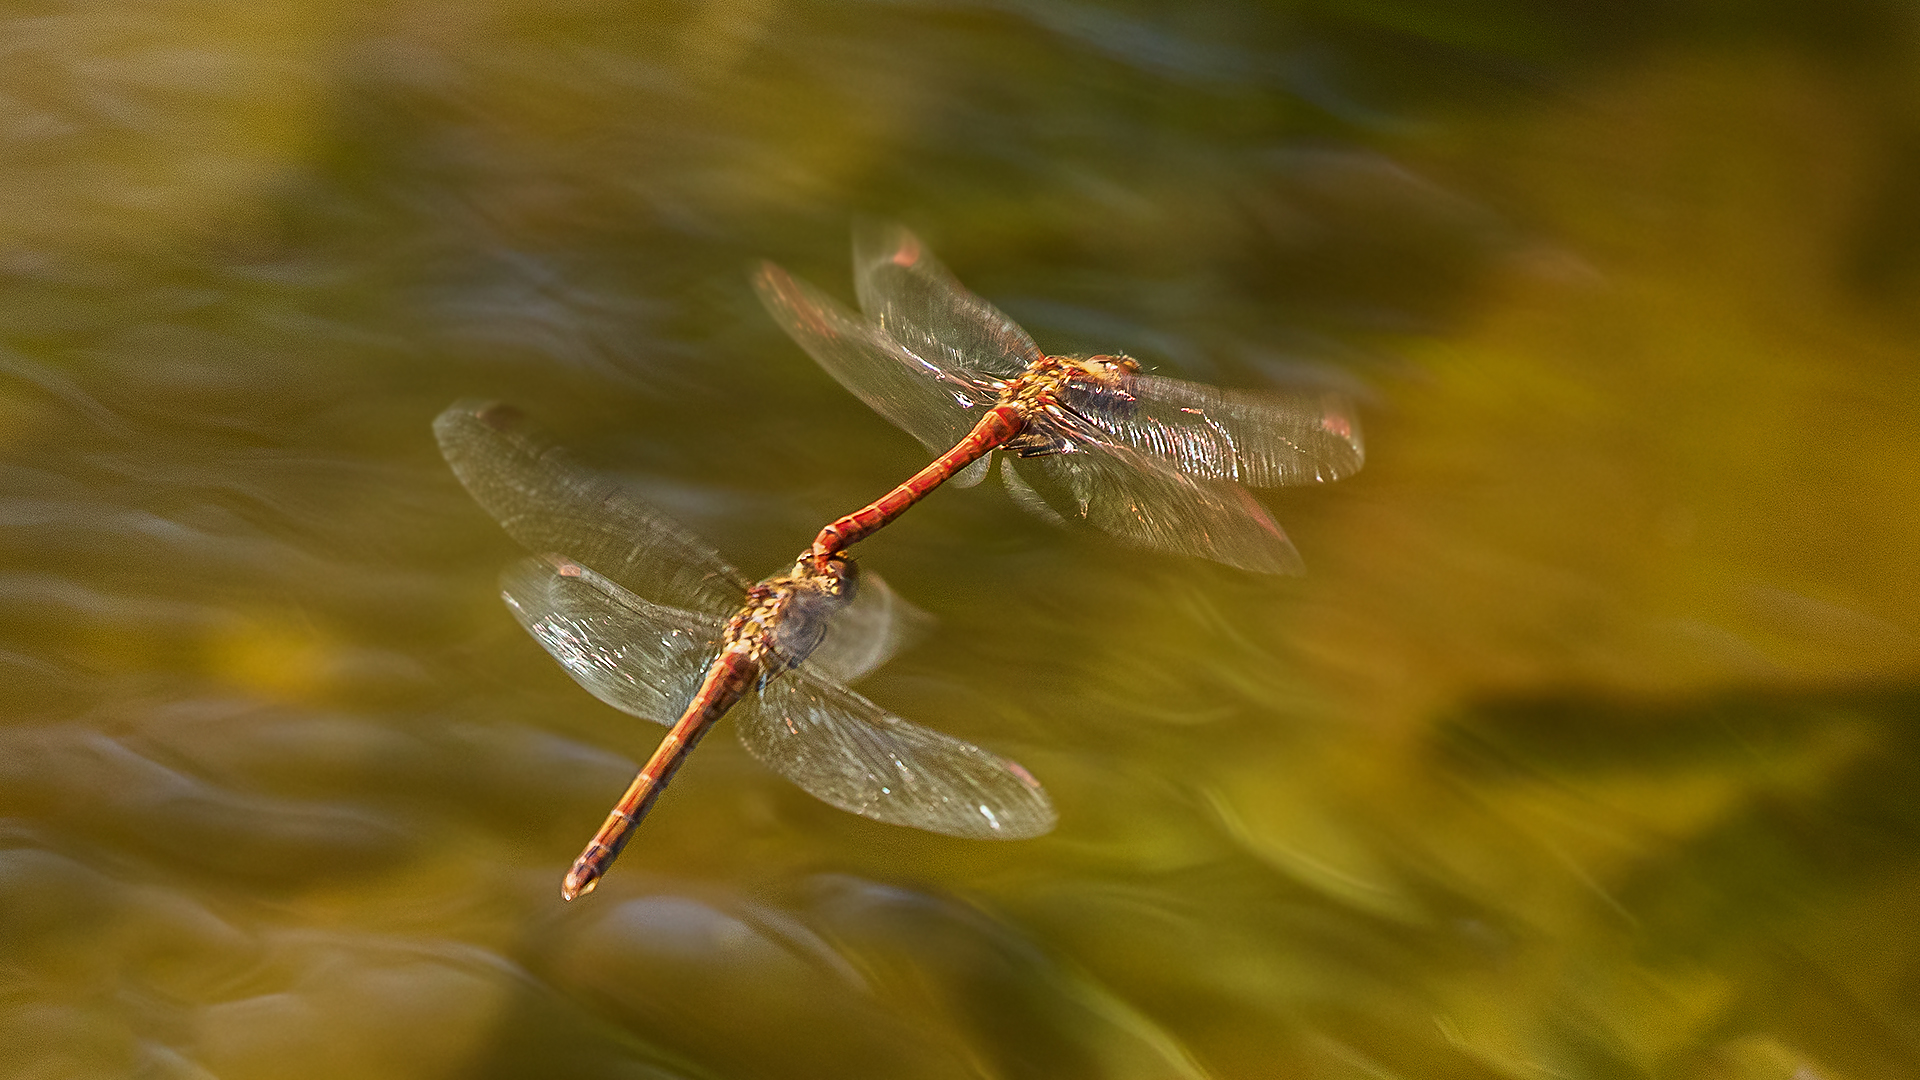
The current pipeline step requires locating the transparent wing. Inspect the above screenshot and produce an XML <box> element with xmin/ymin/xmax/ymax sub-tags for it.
<box><xmin>755</xmin><ymin>262</ymin><xmax>998</xmax><ymax>462</ymax></box>
<box><xmin>1062</xmin><ymin>373</ymin><xmax>1365</xmax><ymax>487</ymax></box>
<box><xmin>499</xmin><ymin>554</ymin><xmax>723</xmax><ymax>726</ymax></box>
<box><xmin>997</xmin><ymin>456</ymin><xmax>1068</xmax><ymax>528</ymax></box>
<box><xmin>952</xmin><ymin>456</ymin><xmax>993</xmax><ymax>488</ymax></box>
<box><xmin>733</xmin><ymin>665</ymin><xmax>1055</xmax><ymax>840</ymax></box>
<box><xmin>851</xmin><ymin>222</ymin><xmax>1042</xmax><ymax>379</ymax></box>
<box><xmin>806</xmin><ymin>568</ymin><xmax>933</xmax><ymax>686</ymax></box>
<box><xmin>1006</xmin><ymin>407</ymin><xmax>1306</xmax><ymax>575</ymax></box>
<box><xmin>436</xmin><ymin>401</ymin><xmax>753</xmax><ymax>616</ymax></box>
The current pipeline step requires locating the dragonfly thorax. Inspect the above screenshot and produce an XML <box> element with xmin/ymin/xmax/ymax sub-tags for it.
<box><xmin>726</xmin><ymin>555</ymin><xmax>859</xmax><ymax>670</ymax></box>
<box><xmin>998</xmin><ymin>354</ymin><xmax>1137</xmax><ymax>413</ymax></box>
<box><xmin>993</xmin><ymin>354</ymin><xmax>1142</xmax><ymax>458</ymax></box>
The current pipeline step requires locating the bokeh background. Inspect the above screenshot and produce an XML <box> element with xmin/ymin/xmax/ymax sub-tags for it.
<box><xmin>4</xmin><ymin>1</ymin><xmax>1920</xmax><ymax>1077</ymax></box>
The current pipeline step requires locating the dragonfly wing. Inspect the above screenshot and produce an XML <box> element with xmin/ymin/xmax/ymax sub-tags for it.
<box><xmin>1062</xmin><ymin>373</ymin><xmax>1364</xmax><ymax>487</ymax></box>
<box><xmin>754</xmin><ymin>263</ymin><xmax>995</xmax><ymax>457</ymax></box>
<box><xmin>436</xmin><ymin>401</ymin><xmax>753</xmax><ymax>616</ymax></box>
<box><xmin>1007</xmin><ymin>408</ymin><xmax>1306</xmax><ymax>575</ymax></box>
<box><xmin>851</xmin><ymin>222</ymin><xmax>1042</xmax><ymax>380</ymax></box>
<box><xmin>500</xmin><ymin>554</ymin><xmax>724</xmax><ymax>726</ymax></box>
<box><xmin>807</xmin><ymin>568</ymin><xmax>933</xmax><ymax>686</ymax></box>
<box><xmin>732</xmin><ymin>665</ymin><xmax>1055</xmax><ymax>840</ymax></box>
<box><xmin>952</xmin><ymin>455</ymin><xmax>992</xmax><ymax>489</ymax></box>
<box><xmin>998</xmin><ymin>456</ymin><xmax>1069</xmax><ymax>528</ymax></box>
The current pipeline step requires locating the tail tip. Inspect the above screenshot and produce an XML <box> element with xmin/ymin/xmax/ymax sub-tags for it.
<box><xmin>561</xmin><ymin>864</ymin><xmax>602</xmax><ymax>902</ymax></box>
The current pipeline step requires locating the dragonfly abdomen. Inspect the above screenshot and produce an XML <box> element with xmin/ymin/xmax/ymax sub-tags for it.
<box><xmin>807</xmin><ymin>403</ymin><xmax>1025</xmax><ymax>559</ymax></box>
<box><xmin>561</xmin><ymin>648</ymin><xmax>760</xmax><ymax>900</ymax></box>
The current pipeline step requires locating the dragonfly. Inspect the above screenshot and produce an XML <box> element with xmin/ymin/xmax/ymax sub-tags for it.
<box><xmin>755</xmin><ymin>224</ymin><xmax>1365</xmax><ymax>575</ymax></box>
<box><xmin>435</xmin><ymin>401</ymin><xmax>1055</xmax><ymax>900</ymax></box>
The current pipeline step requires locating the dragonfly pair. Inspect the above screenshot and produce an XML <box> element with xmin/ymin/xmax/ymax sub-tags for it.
<box><xmin>437</xmin><ymin>225</ymin><xmax>1364</xmax><ymax>899</ymax></box>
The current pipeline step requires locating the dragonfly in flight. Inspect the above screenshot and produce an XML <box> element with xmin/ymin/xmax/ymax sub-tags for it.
<box><xmin>436</xmin><ymin>401</ymin><xmax>1054</xmax><ymax>899</ymax></box>
<box><xmin>755</xmin><ymin>224</ymin><xmax>1365</xmax><ymax>575</ymax></box>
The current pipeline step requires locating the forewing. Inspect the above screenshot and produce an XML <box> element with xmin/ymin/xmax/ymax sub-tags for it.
<box><xmin>754</xmin><ymin>263</ymin><xmax>995</xmax><ymax>458</ymax></box>
<box><xmin>807</xmin><ymin>569</ymin><xmax>933</xmax><ymax>686</ymax></box>
<box><xmin>1062</xmin><ymin>373</ymin><xmax>1364</xmax><ymax>487</ymax></box>
<box><xmin>732</xmin><ymin>666</ymin><xmax>1055</xmax><ymax>840</ymax></box>
<box><xmin>499</xmin><ymin>553</ymin><xmax>721</xmax><ymax>722</ymax></box>
<box><xmin>1007</xmin><ymin>408</ymin><xmax>1306</xmax><ymax>575</ymax></box>
<box><xmin>500</xmin><ymin>554</ymin><xmax>723</xmax><ymax>726</ymax></box>
<box><xmin>436</xmin><ymin>400</ymin><xmax>752</xmax><ymax>615</ymax></box>
<box><xmin>851</xmin><ymin>222</ymin><xmax>1041</xmax><ymax>379</ymax></box>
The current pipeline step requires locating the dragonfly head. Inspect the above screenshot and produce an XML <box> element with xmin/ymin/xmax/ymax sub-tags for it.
<box><xmin>794</xmin><ymin>551</ymin><xmax>860</xmax><ymax>603</ymax></box>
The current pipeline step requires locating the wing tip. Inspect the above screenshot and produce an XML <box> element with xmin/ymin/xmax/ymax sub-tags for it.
<box><xmin>1320</xmin><ymin>395</ymin><xmax>1367</xmax><ymax>476</ymax></box>
<box><xmin>984</xmin><ymin>804</ymin><xmax>1058</xmax><ymax>841</ymax></box>
<box><xmin>434</xmin><ymin>396</ymin><xmax>503</xmax><ymax>435</ymax></box>
<box><xmin>1236</xmin><ymin>534</ymin><xmax>1308</xmax><ymax>576</ymax></box>
<box><xmin>851</xmin><ymin>219</ymin><xmax>922</xmax><ymax>265</ymax></box>
<box><xmin>434</xmin><ymin>399</ymin><xmax>541</xmax><ymax>465</ymax></box>
<box><xmin>749</xmin><ymin>260</ymin><xmax>793</xmax><ymax>306</ymax></box>
<box><xmin>968</xmin><ymin>752</ymin><xmax>1057</xmax><ymax>840</ymax></box>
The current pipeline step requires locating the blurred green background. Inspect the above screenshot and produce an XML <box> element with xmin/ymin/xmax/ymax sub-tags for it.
<box><xmin>3</xmin><ymin>1</ymin><xmax>1918</xmax><ymax>1077</ymax></box>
